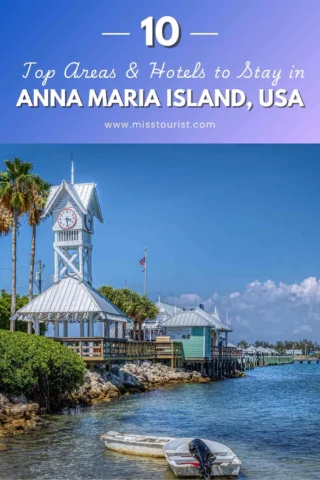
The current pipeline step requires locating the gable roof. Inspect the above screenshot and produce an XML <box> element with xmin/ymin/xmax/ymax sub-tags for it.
<box><xmin>42</xmin><ymin>181</ymin><xmax>104</xmax><ymax>222</ymax></box>
<box><xmin>192</xmin><ymin>307</ymin><xmax>232</xmax><ymax>331</ymax></box>
<box><xmin>13</xmin><ymin>276</ymin><xmax>128</xmax><ymax>323</ymax></box>
<box><xmin>161</xmin><ymin>309</ymin><xmax>215</xmax><ymax>328</ymax></box>
<box><xmin>155</xmin><ymin>299</ymin><xmax>182</xmax><ymax>318</ymax></box>
<box><xmin>245</xmin><ymin>345</ymin><xmax>257</xmax><ymax>353</ymax></box>
<box><xmin>256</xmin><ymin>346</ymin><xmax>268</xmax><ymax>353</ymax></box>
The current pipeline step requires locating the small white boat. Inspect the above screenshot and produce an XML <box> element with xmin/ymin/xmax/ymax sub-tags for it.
<box><xmin>100</xmin><ymin>431</ymin><xmax>172</xmax><ymax>457</ymax></box>
<box><xmin>164</xmin><ymin>438</ymin><xmax>241</xmax><ymax>478</ymax></box>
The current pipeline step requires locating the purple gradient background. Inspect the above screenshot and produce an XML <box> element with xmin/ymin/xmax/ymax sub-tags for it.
<box><xmin>1</xmin><ymin>0</ymin><xmax>319</xmax><ymax>143</ymax></box>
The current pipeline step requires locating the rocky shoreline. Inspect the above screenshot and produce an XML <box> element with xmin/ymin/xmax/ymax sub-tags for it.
<box><xmin>71</xmin><ymin>361</ymin><xmax>210</xmax><ymax>405</ymax></box>
<box><xmin>1</xmin><ymin>361</ymin><xmax>237</xmax><ymax>438</ymax></box>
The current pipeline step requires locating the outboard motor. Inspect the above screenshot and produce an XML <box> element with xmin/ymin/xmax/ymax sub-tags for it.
<box><xmin>189</xmin><ymin>438</ymin><xmax>216</xmax><ymax>479</ymax></box>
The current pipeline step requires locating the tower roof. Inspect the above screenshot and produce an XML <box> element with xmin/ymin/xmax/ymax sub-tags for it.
<box><xmin>13</xmin><ymin>277</ymin><xmax>129</xmax><ymax>323</ymax></box>
<box><xmin>42</xmin><ymin>180</ymin><xmax>103</xmax><ymax>222</ymax></box>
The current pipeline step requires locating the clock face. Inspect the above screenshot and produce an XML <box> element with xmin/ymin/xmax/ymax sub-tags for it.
<box><xmin>57</xmin><ymin>208</ymin><xmax>77</xmax><ymax>230</ymax></box>
<box><xmin>84</xmin><ymin>211</ymin><xmax>93</xmax><ymax>232</ymax></box>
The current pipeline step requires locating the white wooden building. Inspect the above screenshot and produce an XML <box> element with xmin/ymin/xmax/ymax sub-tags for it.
<box><xmin>11</xmin><ymin>166</ymin><xmax>129</xmax><ymax>338</ymax></box>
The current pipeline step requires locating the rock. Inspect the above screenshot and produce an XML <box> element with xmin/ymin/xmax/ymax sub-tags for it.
<box><xmin>0</xmin><ymin>413</ymin><xmax>13</xmax><ymax>424</ymax></box>
<box><xmin>26</xmin><ymin>403</ymin><xmax>39</xmax><ymax>413</ymax></box>
<box><xmin>0</xmin><ymin>396</ymin><xmax>46</xmax><ymax>437</ymax></box>
<box><xmin>8</xmin><ymin>404</ymin><xmax>28</xmax><ymax>419</ymax></box>
<box><xmin>110</xmin><ymin>365</ymin><xmax>120</xmax><ymax>375</ymax></box>
<box><xmin>70</xmin><ymin>371</ymin><xmax>122</xmax><ymax>405</ymax></box>
<box><xmin>0</xmin><ymin>394</ymin><xmax>9</xmax><ymax>409</ymax></box>
<box><xmin>9</xmin><ymin>394</ymin><xmax>28</xmax><ymax>404</ymax></box>
<box><xmin>71</xmin><ymin>360</ymin><xmax>210</xmax><ymax>407</ymax></box>
<box><xmin>0</xmin><ymin>443</ymin><xmax>6</xmax><ymax>451</ymax></box>
<box><xmin>11</xmin><ymin>419</ymin><xmax>26</xmax><ymax>429</ymax></box>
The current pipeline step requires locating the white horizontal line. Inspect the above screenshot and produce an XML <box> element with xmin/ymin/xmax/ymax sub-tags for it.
<box><xmin>190</xmin><ymin>32</ymin><xmax>219</xmax><ymax>36</ymax></box>
<box><xmin>102</xmin><ymin>32</ymin><xmax>131</xmax><ymax>36</ymax></box>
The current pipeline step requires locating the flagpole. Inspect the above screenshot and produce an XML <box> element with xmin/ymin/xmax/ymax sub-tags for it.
<box><xmin>144</xmin><ymin>247</ymin><xmax>147</xmax><ymax>296</ymax></box>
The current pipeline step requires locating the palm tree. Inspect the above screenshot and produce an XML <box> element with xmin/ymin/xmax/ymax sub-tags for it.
<box><xmin>98</xmin><ymin>286</ymin><xmax>159</xmax><ymax>340</ymax></box>
<box><xmin>138</xmin><ymin>296</ymin><xmax>159</xmax><ymax>340</ymax></box>
<box><xmin>28</xmin><ymin>176</ymin><xmax>51</xmax><ymax>301</ymax></box>
<box><xmin>0</xmin><ymin>159</ymin><xmax>33</xmax><ymax>317</ymax></box>
<box><xmin>0</xmin><ymin>206</ymin><xmax>13</xmax><ymax>236</ymax></box>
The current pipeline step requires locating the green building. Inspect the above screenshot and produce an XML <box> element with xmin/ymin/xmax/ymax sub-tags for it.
<box><xmin>161</xmin><ymin>306</ymin><xmax>232</xmax><ymax>362</ymax></box>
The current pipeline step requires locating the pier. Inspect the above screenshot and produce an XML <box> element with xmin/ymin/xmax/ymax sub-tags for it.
<box><xmin>292</xmin><ymin>356</ymin><xmax>320</xmax><ymax>364</ymax></box>
<box><xmin>53</xmin><ymin>336</ymin><xmax>298</xmax><ymax>378</ymax></box>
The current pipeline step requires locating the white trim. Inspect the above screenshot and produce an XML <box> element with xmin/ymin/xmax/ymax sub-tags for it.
<box><xmin>203</xmin><ymin>326</ymin><xmax>206</xmax><ymax>357</ymax></box>
<box><xmin>87</xmin><ymin>186</ymin><xmax>104</xmax><ymax>223</ymax></box>
<box><xmin>42</xmin><ymin>181</ymin><xmax>86</xmax><ymax>218</ymax></box>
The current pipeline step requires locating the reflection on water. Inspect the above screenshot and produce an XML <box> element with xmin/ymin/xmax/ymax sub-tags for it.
<box><xmin>0</xmin><ymin>364</ymin><xmax>319</xmax><ymax>480</ymax></box>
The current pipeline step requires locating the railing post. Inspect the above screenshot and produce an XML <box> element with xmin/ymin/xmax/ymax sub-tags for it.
<box><xmin>80</xmin><ymin>318</ymin><xmax>84</xmax><ymax>337</ymax></box>
<box><xmin>115</xmin><ymin>321</ymin><xmax>119</xmax><ymax>339</ymax></box>
<box><xmin>54</xmin><ymin>317</ymin><xmax>60</xmax><ymax>338</ymax></box>
<box><xmin>63</xmin><ymin>320</ymin><xmax>68</xmax><ymax>337</ymax></box>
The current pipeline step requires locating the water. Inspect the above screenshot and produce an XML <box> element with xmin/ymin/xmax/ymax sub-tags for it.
<box><xmin>1</xmin><ymin>364</ymin><xmax>319</xmax><ymax>480</ymax></box>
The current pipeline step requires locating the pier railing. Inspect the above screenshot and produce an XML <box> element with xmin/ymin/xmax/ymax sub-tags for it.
<box><xmin>52</xmin><ymin>337</ymin><xmax>182</xmax><ymax>365</ymax></box>
<box><xmin>53</xmin><ymin>337</ymin><xmax>155</xmax><ymax>362</ymax></box>
<box><xmin>211</xmin><ymin>346</ymin><xmax>239</xmax><ymax>359</ymax></box>
<box><xmin>155</xmin><ymin>339</ymin><xmax>183</xmax><ymax>367</ymax></box>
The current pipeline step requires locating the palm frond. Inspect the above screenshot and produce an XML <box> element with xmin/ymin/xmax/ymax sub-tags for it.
<box><xmin>0</xmin><ymin>204</ymin><xmax>13</xmax><ymax>236</ymax></box>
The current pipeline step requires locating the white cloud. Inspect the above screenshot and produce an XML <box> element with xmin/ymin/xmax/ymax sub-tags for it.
<box><xmin>164</xmin><ymin>277</ymin><xmax>320</xmax><ymax>343</ymax></box>
<box><xmin>293</xmin><ymin>325</ymin><xmax>313</xmax><ymax>335</ymax></box>
<box><xmin>165</xmin><ymin>293</ymin><xmax>201</xmax><ymax>306</ymax></box>
<box><xmin>229</xmin><ymin>292</ymin><xmax>240</xmax><ymax>299</ymax></box>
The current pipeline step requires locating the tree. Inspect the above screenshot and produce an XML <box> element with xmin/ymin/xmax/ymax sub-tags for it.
<box><xmin>238</xmin><ymin>340</ymin><xmax>248</xmax><ymax>349</ymax></box>
<box><xmin>0</xmin><ymin>290</ymin><xmax>47</xmax><ymax>334</ymax></box>
<box><xmin>98</xmin><ymin>286</ymin><xmax>158</xmax><ymax>340</ymax></box>
<box><xmin>254</xmin><ymin>340</ymin><xmax>271</xmax><ymax>348</ymax></box>
<box><xmin>27</xmin><ymin>175</ymin><xmax>51</xmax><ymax>301</ymax></box>
<box><xmin>0</xmin><ymin>290</ymin><xmax>29</xmax><ymax>331</ymax></box>
<box><xmin>0</xmin><ymin>159</ymin><xmax>33</xmax><ymax>316</ymax></box>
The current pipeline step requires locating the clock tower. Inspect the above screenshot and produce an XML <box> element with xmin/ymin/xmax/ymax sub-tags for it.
<box><xmin>12</xmin><ymin>162</ymin><xmax>129</xmax><ymax>338</ymax></box>
<box><xmin>42</xmin><ymin>162</ymin><xmax>103</xmax><ymax>285</ymax></box>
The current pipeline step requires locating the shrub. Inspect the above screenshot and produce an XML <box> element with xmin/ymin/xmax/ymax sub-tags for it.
<box><xmin>0</xmin><ymin>330</ymin><xmax>86</xmax><ymax>410</ymax></box>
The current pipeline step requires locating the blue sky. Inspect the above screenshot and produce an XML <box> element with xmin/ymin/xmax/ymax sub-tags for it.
<box><xmin>1</xmin><ymin>145</ymin><xmax>320</xmax><ymax>342</ymax></box>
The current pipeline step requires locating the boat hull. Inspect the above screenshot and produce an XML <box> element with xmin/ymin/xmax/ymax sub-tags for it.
<box><xmin>164</xmin><ymin>438</ymin><xmax>241</xmax><ymax>478</ymax></box>
<box><xmin>103</xmin><ymin>439</ymin><xmax>166</xmax><ymax>457</ymax></box>
<box><xmin>167</xmin><ymin>458</ymin><xmax>241</xmax><ymax>478</ymax></box>
<box><xmin>101</xmin><ymin>431</ymin><xmax>171</xmax><ymax>458</ymax></box>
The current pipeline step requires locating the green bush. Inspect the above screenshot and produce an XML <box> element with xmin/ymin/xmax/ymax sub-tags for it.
<box><xmin>0</xmin><ymin>330</ymin><xmax>86</xmax><ymax>410</ymax></box>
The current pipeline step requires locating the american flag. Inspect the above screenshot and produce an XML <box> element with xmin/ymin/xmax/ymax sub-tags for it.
<box><xmin>140</xmin><ymin>257</ymin><xmax>145</xmax><ymax>266</ymax></box>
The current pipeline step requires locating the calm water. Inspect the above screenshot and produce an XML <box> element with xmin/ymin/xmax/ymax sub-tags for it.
<box><xmin>1</xmin><ymin>364</ymin><xmax>319</xmax><ymax>480</ymax></box>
